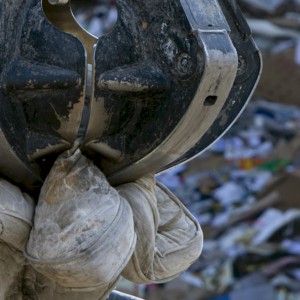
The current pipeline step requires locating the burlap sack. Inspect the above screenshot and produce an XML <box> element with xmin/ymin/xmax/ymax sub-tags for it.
<box><xmin>25</xmin><ymin>149</ymin><xmax>136</xmax><ymax>297</ymax></box>
<box><xmin>117</xmin><ymin>175</ymin><xmax>203</xmax><ymax>284</ymax></box>
<box><xmin>0</xmin><ymin>179</ymin><xmax>34</xmax><ymax>251</ymax></box>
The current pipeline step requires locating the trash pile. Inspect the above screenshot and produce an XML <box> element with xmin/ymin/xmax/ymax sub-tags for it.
<box><xmin>71</xmin><ymin>0</ymin><xmax>117</xmax><ymax>37</ymax></box>
<box><xmin>153</xmin><ymin>99</ymin><xmax>300</xmax><ymax>300</ymax></box>
<box><xmin>238</xmin><ymin>0</ymin><xmax>300</xmax><ymax>17</ymax></box>
<box><xmin>239</xmin><ymin>0</ymin><xmax>300</xmax><ymax>106</ymax></box>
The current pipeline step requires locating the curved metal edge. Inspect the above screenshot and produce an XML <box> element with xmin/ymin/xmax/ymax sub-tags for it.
<box><xmin>42</xmin><ymin>0</ymin><xmax>97</xmax><ymax>63</ymax></box>
<box><xmin>159</xmin><ymin>49</ymin><xmax>262</xmax><ymax>176</ymax></box>
<box><xmin>108</xmin><ymin>291</ymin><xmax>144</xmax><ymax>300</ymax></box>
<box><xmin>107</xmin><ymin>27</ymin><xmax>238</xmax><ymax>184</ymax></box>
<box><xmin>161</xmin><ymin>0</ymin><xmax>263</xmax><ymax>171</ymax></box>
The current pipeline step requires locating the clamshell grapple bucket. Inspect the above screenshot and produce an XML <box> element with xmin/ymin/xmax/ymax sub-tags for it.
<box><xmin>0</xmin><ymin>0</ymin><xmax>261</xmax><ymax>191</ymax></box>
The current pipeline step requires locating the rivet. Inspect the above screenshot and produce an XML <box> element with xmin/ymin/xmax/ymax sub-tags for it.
<box><xmin>181</xmin><ymin>58</ymin><xmax>189</xmax><ymax>68</ymax></box>
<box><xmin>176</xmin><ymin>53</ymin><xmax>193</xmax><ymax>76</ymax></box>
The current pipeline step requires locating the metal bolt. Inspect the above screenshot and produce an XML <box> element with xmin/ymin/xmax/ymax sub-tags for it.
<box><xmin>176</xmin><ymin>53</ymin><xmax>193</xmax><ymax>76</ymax></box>
<box><xmin>181</xmin><ymin>58</ymin><xmax>188</xmax><ymax>68</ymax></box>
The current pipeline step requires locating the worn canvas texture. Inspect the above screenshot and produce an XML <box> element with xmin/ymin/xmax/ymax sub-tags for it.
<box><xmin>0</xmin><ymin>150</ymin><xmax>202</xmax><ymax>299</ymax></box>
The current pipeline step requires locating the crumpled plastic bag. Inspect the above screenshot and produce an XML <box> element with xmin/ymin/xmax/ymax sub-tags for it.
<box><xmin>117</xmin><ymin>175</ymin><xmax>203</xmax><ymax>284</ymax></box>
<box><xmin>25</xmin><ymin>149</ymin><xmax>136</xmax><ymax>298</ymax></box>
<box><xmin>0</xmin><ymin>179</ymin><xmax>34</xmax><ymax>251</ymax></box>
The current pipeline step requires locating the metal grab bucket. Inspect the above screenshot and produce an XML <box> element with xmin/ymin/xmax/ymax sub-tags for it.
<box><xmin>0</xmin><ymin>0</ymin><xmax>261</xmax><ymax>192</ymax></box>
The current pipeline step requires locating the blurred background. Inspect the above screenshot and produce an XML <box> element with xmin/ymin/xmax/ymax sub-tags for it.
<box><xmin>71</xmin><ymin>0</ymin><xmax>117</xmax><ymax>37</ymax></box>
<box><xmin>70</xmin><ymin>0</ymin><xmax>300</xmax><ymax>299</ymax></box>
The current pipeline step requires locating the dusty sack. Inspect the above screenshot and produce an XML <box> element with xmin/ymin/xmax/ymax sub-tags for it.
<box><xmin>0</xmin><ymin>179</ymin><xmax>34</xmax><ymax>251</ymax></box>
<box><xmin>25</xmin><ymin>150</ymin><xmax>136</xmax><ymax>296</ymax></box>
<box><xmin>117</xmin><ymin>175</ymin><xmax>203</xmax><ymax>284</ymax></box>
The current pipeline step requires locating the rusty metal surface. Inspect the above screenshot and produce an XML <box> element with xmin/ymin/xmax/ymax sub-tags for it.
<box><xmin>0</xmin><ymin>0</ymin><xmax>261</xmax><ymax>190</ymax></box>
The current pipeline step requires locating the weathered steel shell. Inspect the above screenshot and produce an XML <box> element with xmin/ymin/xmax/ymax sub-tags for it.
<box><xmin>0</xmin><ymin>0</ymin><xmax>261</xmax><ymax>190</ymax></box>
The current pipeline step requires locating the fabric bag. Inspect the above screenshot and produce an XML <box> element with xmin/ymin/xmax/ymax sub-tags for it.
<box><xmin>117</xmin><ymin>175</ymin><xmax>203</xmax><ymax>283</ymax></box>
<box><xmin>0</xmin><ymin>179</ymin><xmax>34</xmax><ymax>251</ymax></box>
<box><xmin>25</xmin><ymin>149</ymin><xmax>136</xmax><ymax>297</ymax></box>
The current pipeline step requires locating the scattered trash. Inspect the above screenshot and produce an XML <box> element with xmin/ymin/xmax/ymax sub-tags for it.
<box><xmin>153</xmin><ymin>98</ymin><xmax>300</xmax><ymax>299</ymax></box>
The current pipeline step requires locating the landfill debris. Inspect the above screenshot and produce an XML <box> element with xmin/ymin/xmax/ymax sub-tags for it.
<box><xmin>238</xmin><ymin>0</ymin><xmax>290</xmax><ymax>16</ymax></box>
<box><xmin>153</xmin><ymin>98</ymin><xmax>300</xmax><ymax>300</ymax></box>
<box><xmin>71</xmin><ymin>0</ymin><xmax>118</xmax><ymax>37</ymax></box>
